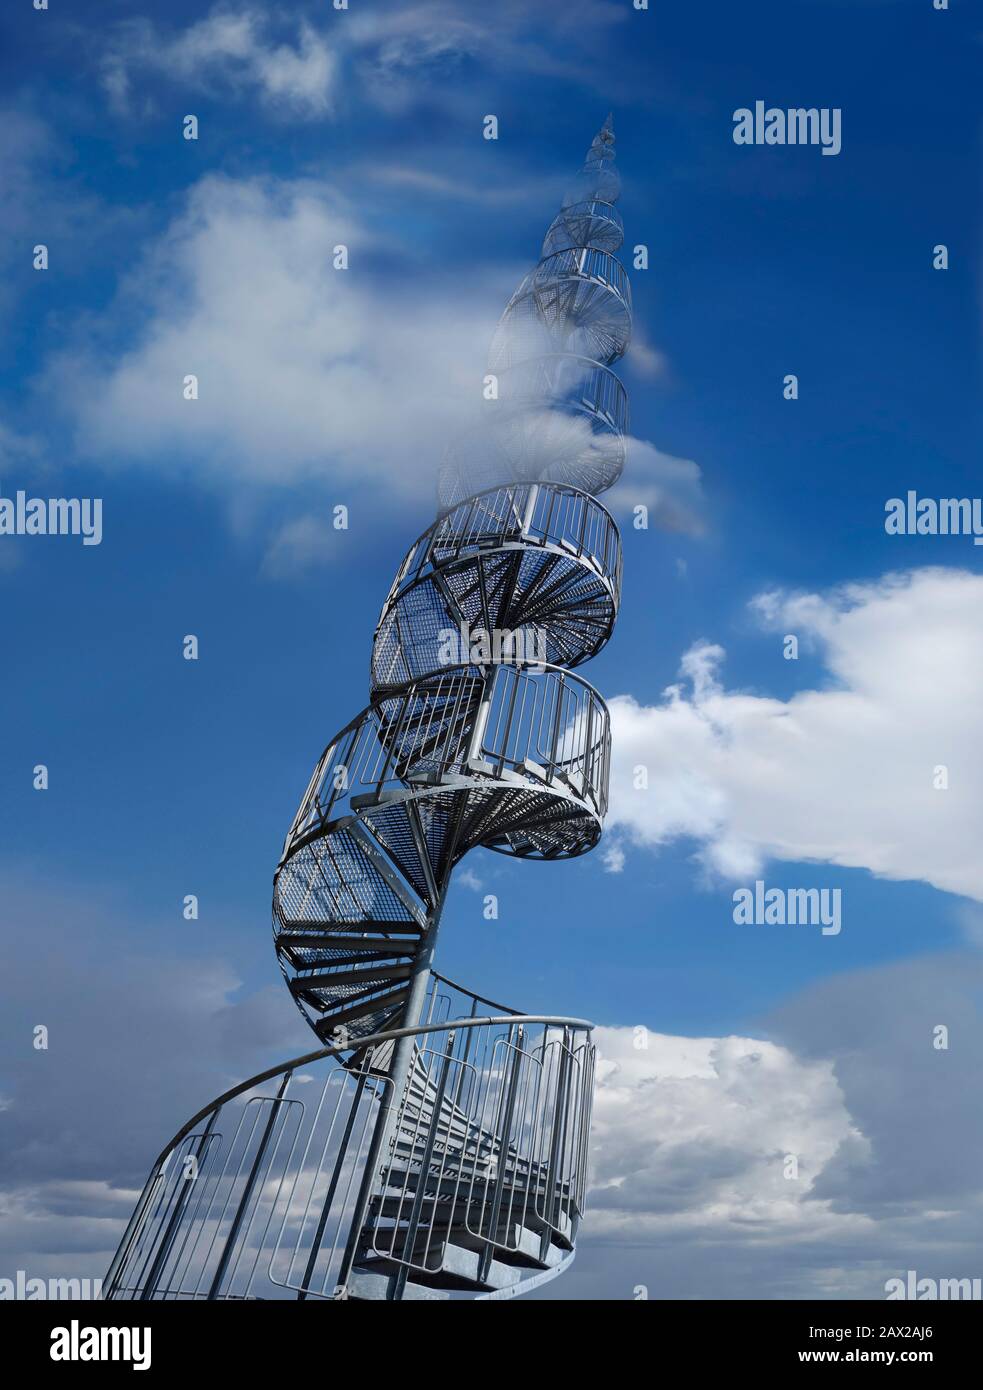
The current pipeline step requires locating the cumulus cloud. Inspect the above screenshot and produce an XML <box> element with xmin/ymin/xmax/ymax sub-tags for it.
<box><xmin>607</xmin><ymin>568</ymin><xmax>983</xmax><ymax>900</ymax></box>
<box><xmin>565</xmin><ymin>950</ymin><xmax>983</xmax><ymax>1299</ymax></box>
<box><xmin>4</xmin><ymin>867</ymin><xmax>983</xmax><ymax>1300</ymax></box>
<box><xmin>590</xmin><ymin>1027</ymin><xmax>863</xmax><ymax>1242</ymax></box>
<box><xmin>43</xmin><ymin>170</ymin><xmax>700</xmax><ymax>562</ymax></box>
<box><xmin>46</xmin><ymin>173</ymin><xmax>499</xmax><ymax>505</ymax></box>
<box><xmin>769</xmin><ymin>952</ymin><xmax>983</xmax><ymax>1215</ymax></box>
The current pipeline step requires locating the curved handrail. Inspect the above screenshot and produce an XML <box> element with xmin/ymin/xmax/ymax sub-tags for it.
<box><xmin>107</xmin><ymin>1011</ymin><xmax>596</xmax><ymax>1303</ymax></box>
<box><xmin>489</xmin><ymin>249</ymin><xmax>632</xmax><ymax>375</ymax></box>
<box><xmin>379</xmin><ymin>479</ymin><xmax>621</xmax><ymax>621</ymax></box>
<box><xmin>542</xmin><ymin>199</ymin><xmax>624</xmax><ymax>256</ymax></box>
<box><xmin>436</xmin><ymin>351</ymin><xmax>629</xmax><ymax>509</ymax></box>
<box><xmin>145</xmin><ymin>1015</ymin><xmax>594</xmax><ymax>1173</ymax></box>
<box><xmin>278</xmin><ymin>658</ymin><xmax>612</xmax><ymax>866</ymax></box>
<box><xmin>568</xmin><ymin>163</ymin><xmax>621</xmax><ymax>203</ymax></box>
<box><xmin>428</xmin><ymin>970</ymin><xmax>522</xmax><ymax>1018</ymax></box>
<box><xmin>533</xmin><ymin>247</ymin><xmax>631</xmax><ymax>307</ymax></box>
<box><xmin>496</xmin><ymin>352</ymin><xmax>629</xmax><ymax>434</ymax></box>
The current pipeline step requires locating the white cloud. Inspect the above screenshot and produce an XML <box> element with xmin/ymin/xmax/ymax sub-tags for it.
<box><xmin>567</xmin><ymin>951</ymin><xmax>983</xmax><ymax>1298</ymax></box>
<box><xmin>625</xmin><ymin>324</ymin><xmax>669</xmax><ymax>381</ymax></box>
<box><xmin>47</xmin><ymin>173</ymin><xmax>499</xmax><ymax>505</ymax></box>
<box><xmin>590</xmin><ymin>1026</ymin><xmax>866</xmax><ymax>1245</ymax></box>
<box><xmin>102</xmin><ymin>8</ymin><xmax>337</xmax><ymax>119</ymax></box>
<box><xmin>345</xmin><ymin>0</ymin><xmax>628</xmax><ymax>111</ymax></box>
<box><xmin>0</xmin><ymin>419</ymin><xmax>40</xmax><ymax>468</ymax></box>
<box><xmin>97</xmin><ymin>1</ymin><xmax>628</xmax><ymax>125</ymax></box>
<box><xmin>45</xmin><ymin>171</ymin><xmax>700</xmax><ymax>562</ymax></box>
<box><xmin>601</xmin><ymin>841</ymin><xmax>625</xmax><ymax>874</ymax></box>
<box><xmin>0</xmin><ymin>110</ymin><xmax>52</xmax><ymax>266</ymax></box>
<box><xmin>261</xmin><ymin>514</ymin><xmax>353</xmax><ymax>578</ymax></box>
<box><xmin>607</xmin><ymin>568</ymin><xmax>983</xmax><ymax>901</ymax></box>
<box><xmin>361</xmin><ymin>162</ymin><xmax>557</xmax><ymax>207</ymax></box>
<box><xmin>956</xmin><ymin>902</ymin><xmax>983</xmax><ymax>948</ymax></box>
<box><xmin>349</xmin><ymin>4</ymin><xmax>487</xmax><ymax>78</ymax></box>
<box><xmin>4</xmin><ymin>866</ymin><xmax>983</xmax><ymax>1299</ymax></box>
<box><xmin>604</xmin><ymin>438</ymin><xmax>707</xmax><ymax>535</ymax></box>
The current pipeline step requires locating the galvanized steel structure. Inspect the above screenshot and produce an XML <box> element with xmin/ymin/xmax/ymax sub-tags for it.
<box><xmin>106</xmin><ymin>116</ymin><xmax>631</xmax><ymax>1302</ymax></box>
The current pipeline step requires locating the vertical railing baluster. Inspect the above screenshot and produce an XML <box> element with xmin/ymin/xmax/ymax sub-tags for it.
<box><xmin>137</xmin><ymin>1111</ymin><xmax>218</xmax><ymax>1300</ymax></box>
<box><xmin>206</xmin><ymin>1074</ymin><xmax>290</xmax><ymax>1301</ymax></box>
<box><xmin>539</xmin><ymin>1030</ymin><xmax>573</xmax><ymax>1262</ymax></box>
<box><xmin>477</xmin><ymin>1027</ymin><xmax>525</xmax><ymax>1283</ymax></box>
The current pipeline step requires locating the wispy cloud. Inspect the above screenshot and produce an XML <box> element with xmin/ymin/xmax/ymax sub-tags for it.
<box><xmin>456</xmin><ymin>865</ymin><xmax>484</xmax><ymax>892</ymax></box>
<box><xmin>101</xmin><ymin>7</ymin><xmax>337</xmax><ymax>120</ymax></box>
<box><xmin>0</xmin><ymin>109</ymin><xmax>141</xmax><ymax>335</ymax></box>
<box><xmin>361</xmin><ymin>163</ymin><xmax>557</xmax><ymax>207</ymax></box>
<box><xmin>261</xmin><ymin>513</ymin><xmax>355</xmax><ymax>579</ymax></box>
<box><xmin>604</xmin><ymin>439</ymin><xmax>708</xmax><ymax>535</ymax></box>
<box><xmin>601</xmin><ymin>841</ymin><xmax>626</xmax><ymax>874</ymax></box>
<box><xmin>95</xmin><ymin>1</ymin><xmax>630</xmax><ymax>124</ymax></box>
<box><xmin>346</xmin><ymin>0</ymin><xmax>630</xmax><ymax>108</ymax></box>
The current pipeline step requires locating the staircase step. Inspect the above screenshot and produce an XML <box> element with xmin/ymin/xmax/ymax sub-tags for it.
<box><xmin>289</xmin><ymin>962</ymin><xmax>412</xmax><ymax>995</ymax></box>
<box><xmin>379</xmin><ymin>1165</ymin><xmax>576</xmax><ymax>1247</ymax></box>
<box><xmin>345</xmin><ymin>1270</ymin><xmax>449</xmax><ymax>1302</ymax></box>
<box><xmin>287</xmin><ymin>950</ymin><xmax>415</xmax><ymax>972</ymax></box>
<box><xmin>368</xmin><ymin>1195</ymin><xmax>563</xmax><ymax>1272</ymax></box>
<box><xmin>312</xmin><ymin>986</ymin><xmax>410</xmax><ymax>1034</ymax></box>
<box><xmin>388</xmin><ymin>1140</ymin><xmax>568</xmax><ymax>1189</ymax></box>
<box><xmin>355</xmin><ymin>1239</ymin><xmax>522</xmax><ymax>1293</ymax></box>
<box><xmin>448</xmin><ymin>1221</ymin><xmax>564</xmax><ymax>1270</ymax></box>
<box><xmin>277</xmin><ymin>930</ymin><xmax>423</xmax><ymax>953</ymax></box>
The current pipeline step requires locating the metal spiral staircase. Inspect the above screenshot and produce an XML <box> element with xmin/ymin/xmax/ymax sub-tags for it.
<box><xmin>106</xmin><ymin>116</ymin><xmax>630</xmax><ymax>1303</ymax></box>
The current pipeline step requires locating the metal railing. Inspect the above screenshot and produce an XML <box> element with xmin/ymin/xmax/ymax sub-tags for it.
<box><xmin>104</xmin><ymin>1010</ymin><xmax>594</xmax><ymax>1302</ymax></box>
<box><xmin>437</xmin><ymin>354</ymin><xmax>629</xmax><ymax>508</ymax></box>
<box><xmin>368</xmin><ymin>1017</ymin><xmax>594</xmax><ymax>1291</ymax></box>
<box><xmin>372</xmin><ymin>479</ymin><xmax>621</xmax><ymax>690</ymax></box>
<box><xmin>542</xmin><ymin>199</ymin><xmax>623</xmax><ymax>256</ymax></box>
<box><xmin>280</xmin><ymin>662</ymin><xmax>611</xmax><ymax>863</ymax></box>
<box><xmin>565</xmin><ymin>162</ymin><xmax>621</xmax><ymax>205</ymax></box>
<box><xmin>487</xmin><ymin>250</ymin><xmax>631</xmax><ymax>374</ymax></box>
<box><xmin>473</xmin><ymin>663</ymin><xmax>611</xmax><ymax>815</ymax></box>
<box><xmin>532</xmin><ymin>247</ymin><xmax>631</xmax><ymax>310</ymax></box>
<box><xmin>496</xmin><ymin>353</ymin><xmax>629</xmax><ymax>437</ymax></box>
<box><xmin>586</xmin><ymin>135</ymin><xmax>616</xmax><ymax>162</ymax></box>
<box><xmin>383</xmin><ymin>479</ymin><xmax>622</xmax><ymax>616</ymax></box>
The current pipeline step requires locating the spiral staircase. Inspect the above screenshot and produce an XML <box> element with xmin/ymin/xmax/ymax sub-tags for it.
<box><xmin>106</xmin><ymin>115</ymin><xmax>630</xmax><ymax>1303</ymax></box>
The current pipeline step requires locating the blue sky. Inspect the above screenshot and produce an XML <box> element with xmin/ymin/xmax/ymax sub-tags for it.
<box><xmin>2</xmin><ymin>0</ymin><xmax>982</xmax><ymax>1300</ymax></box>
